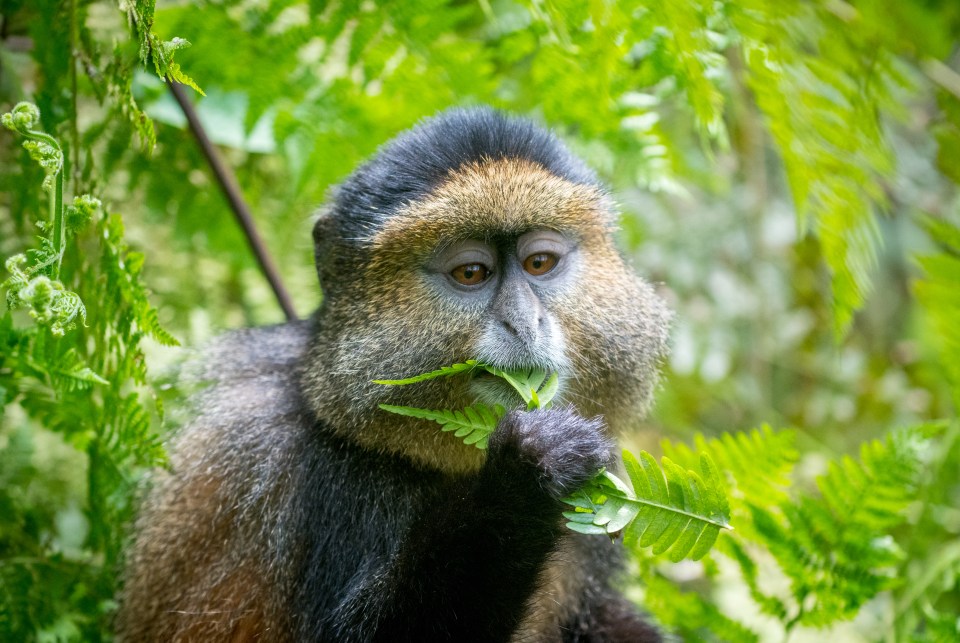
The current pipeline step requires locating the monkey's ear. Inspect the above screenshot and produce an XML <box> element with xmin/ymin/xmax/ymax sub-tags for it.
<box><xmin>312</xmin><ymin>207</ymin><xmax>335</xmax><ymax>255</ymax></box>
<box><xmin>312</xmin><ymin>207</ymin><xmax>338</xmax><ymax>291</ymax></box>
<box><xmin>312</xmin><ymin>205</ymin><xmax>361</xmax><ymax>300</ymax></box>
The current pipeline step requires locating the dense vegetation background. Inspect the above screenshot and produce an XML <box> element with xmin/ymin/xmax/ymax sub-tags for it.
<box><xmin>1</xmin><ymin>0</ymin><xmax>958</xmax><ymax>640</ymax></box>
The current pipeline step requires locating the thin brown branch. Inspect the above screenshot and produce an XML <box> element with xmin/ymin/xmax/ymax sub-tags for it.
<box><xmin>167</xmin><ymin>80</ymin><xmax>298</xmax><ymax>322</ymax></box>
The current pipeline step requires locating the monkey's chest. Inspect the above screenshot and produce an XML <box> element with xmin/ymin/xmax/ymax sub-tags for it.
<box><xmin>510</xmin><ymin>537</ymin><xmax>590</xmax><ymax>643</ymax></box>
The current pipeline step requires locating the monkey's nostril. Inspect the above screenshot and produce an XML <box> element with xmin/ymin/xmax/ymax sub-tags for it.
<box><xmin>502</xmin><ymin>319</ymin><xmax>518</xmax><ymax>336</ymax></box>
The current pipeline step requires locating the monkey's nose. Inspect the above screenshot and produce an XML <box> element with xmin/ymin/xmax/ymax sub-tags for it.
<box><xmin>491</xmin><ymin>272</ymin><xmax>545</xmax><ymax>344</ymax></box>
<box><xmin>498</xmin><ymin>312</ymin><xmax>540</xmax><ymax>344</ymax></box>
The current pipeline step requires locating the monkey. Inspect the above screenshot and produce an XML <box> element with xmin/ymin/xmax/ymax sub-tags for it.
<box><xmin>116</xmin><ymin>106</ymin><xmax>671</xmax><ymax>642</ymax></box>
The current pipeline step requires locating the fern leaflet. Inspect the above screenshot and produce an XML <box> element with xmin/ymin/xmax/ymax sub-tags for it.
<box><xmin>378</xmin><ymin>403</ymin><xmax>505</xmax><ymax>449</ymax></box>
<box><xmin>563</xmin><ymin>451</ymin><xmax>732</xmax><ymax>561</ymax></box>
<box><xmin>730</xmin><ymin>425</ymin><xmax>933</xmax><ymax>628</ymax></box>
<box><xmin>372</xmin><ymin>360</ymin><xmax>480</xmax><ymax>385</ymax></box>
<box><xmin>662</xmin><ymin>425</ymin><xmax>798</xmax><ymax>507</ymax></box>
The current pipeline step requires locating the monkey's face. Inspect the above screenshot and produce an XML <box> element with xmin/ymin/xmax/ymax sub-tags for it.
<box><xmin>309</xmin><ymin>158</ymin><xmax>670</xmax><ymax>449</ymax></box>
<box><xmin>426</xmin><ymin>228</ymin><xmax>575</xmax><ymax>408</ymax></box>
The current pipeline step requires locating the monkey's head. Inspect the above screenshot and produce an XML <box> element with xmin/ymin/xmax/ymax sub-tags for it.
<box><xmin>301</xmin><ymin>107</ymin><xmax>671</xmax><ymax>472</ymax></box>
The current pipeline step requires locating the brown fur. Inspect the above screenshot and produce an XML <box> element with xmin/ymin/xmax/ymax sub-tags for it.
<box><xmin>117</xmin><ymin>324</ymin><xmax>310</xmax><ymax>641</ymax></box>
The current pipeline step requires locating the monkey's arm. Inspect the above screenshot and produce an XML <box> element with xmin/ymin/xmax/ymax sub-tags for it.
<box><xmin>563</xmin><ymin>591</ymin><xmax>663</xmax><ymax>643</ymax></box>
<box><xmin>330</xmin><ymin>408</ymin><xmax>612</xmax><ymax>642</ymax></box>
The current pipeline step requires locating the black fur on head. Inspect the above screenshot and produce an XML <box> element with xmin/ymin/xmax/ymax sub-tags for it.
<box><xmin>312</xmin><ymin>107</ymin><xmax>598</xmax><ymax>297</ymax></box>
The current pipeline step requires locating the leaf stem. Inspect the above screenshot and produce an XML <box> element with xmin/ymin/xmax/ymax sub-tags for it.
<box><xmin>15</xmin><ymin>123</ymin><xmax>67</xmax><ymax>279</ymax></box>
<box><xmin>19</xmin><ymin>127</ymin><xmax>63</xmax><ymax>156</ymax></box>
<box><xmin>53</xmin><ymin>164</ymin><xmax>64</xmax><ymax>278</ymax></box>
<box><xmin>598</xmin><ymin>488</ymin><xmax>733</xmax><ymax>530</ymax></box>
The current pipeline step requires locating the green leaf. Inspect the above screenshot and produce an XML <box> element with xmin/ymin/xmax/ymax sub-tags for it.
<box><xmin>916</xmin><ymin>219</ymin><xmax>960</xmax><ymax>406</ymax></box>
<box><xmin>662</xmin><ymin>425</ymin><xmax>798</xmax><ymax>508</ymax></box>
<box><xmin>564</xmin><ymin>450</ymin><xmax>731</xmax><ymax>562</ymax></box>
<box><xmin>374</xmin><ymin>360</ymin><xmax>560</xmax><ymax>410</ymax></box>
<box><xmin>378</xmin><ymin>403</ymin><xmax>505</xmax><ymax>450</ymax></box>
<box><xmin>50</xmin><ymin>349</ymin><xmax>109</xmax><ymax>389</ymax></box>
<box><xmin>537</xmin><ymin>371</ymin><xmax>560</xmax><ymax>407</ymax></box>
<box><xmin>565</xmin><ymin>521</ymin><xmax>610</xmax><ymax>535</ymax></box>
<box><xmin>483</xmin><ymin>366</ymin><xmax>561</xmax><ymax>409</ymax></box>
<box><xmin>642</xmin><ymin>573</ymin><xmax>761</xmax><ymax>642</ymax></box>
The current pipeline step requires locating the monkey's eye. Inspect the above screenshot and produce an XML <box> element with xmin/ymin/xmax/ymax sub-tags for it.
<box><xmin>523</xmin><ymin>253</ymin><xmax>558</xmax><ymax>276</ymax></box>
<box><xmin>450</xmin><ymin>263</ymin><xmax>491</xmax><ymax>286</ymax></box>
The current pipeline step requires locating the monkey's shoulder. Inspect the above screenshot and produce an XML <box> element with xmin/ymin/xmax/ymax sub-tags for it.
<box><xmin>178</xmin><ymin>319</ymin><xmax>312</xmax><ymax>426</ymax></box>
<box><xmin>168</xmin><ymin>316</ymin><xmax>445</xmax><ymax>512</ymax></box>
<box><xmin>159</xmin><ymin>320</ymin><xmax>318</xmax><ymax>503</ymax></box>
<box><xmin>189</xmin><ymin>319</ymin><xmax>312</xmax><ymax>385</ymax></box>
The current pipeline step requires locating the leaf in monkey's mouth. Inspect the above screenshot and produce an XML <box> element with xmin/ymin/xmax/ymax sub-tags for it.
<box><xmin>470</xmin><ymin>363</ymin><xmax>560</xmax><ymax>410</ymax></box>
<box><xmin>372</xmin><ymin>360</ymin><xmax>557</xmax><ymax>451</ymax></box>
<box><xmin>373</xmin><ymin>360</ymin><xmax>559</xmax><ymax>410</ymax></box>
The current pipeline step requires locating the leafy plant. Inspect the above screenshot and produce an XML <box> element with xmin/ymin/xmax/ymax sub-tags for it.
<box><xmin>1</xmin><ymin>103</ymin><xmax>92</xmax><ymax>337</ymax></box>
<box><xmin>376</xmin><ymin>355</ymin><xmax>951</xmax><ymax>637</ymax></box>
<box><xmin>565</xmin><ymin>450</ymin><xmax>730</xmax><ymax>563</ymax></box>
<box><xmin>377</xmin><ymin>403</ymin><xmax>505</xmax><ymax>449</ymax></box>
<box><xmin>0</xmin><ymin>100</ymin><xmax>176</xmax><ymax>639</ymax></box>
<box><xmin>374</xmin><ymin>360</ymin><xmax>560</xmax><ymax>449</ymax></box>
<box><xmin>375</xmin><ymin>361</ymin><xmax>733</xmax><ymax>561</ymax></box>
<box><xmin>646</xmin><ymin>423</ymin><xmax>947</xmax><ymax>639</ymax></box>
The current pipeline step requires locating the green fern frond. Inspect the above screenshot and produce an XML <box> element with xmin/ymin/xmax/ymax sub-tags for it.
<box><xmin>537</xmin><ymin>372</ymin><xmax>560</xmax><ymax>406</ymax></box>
<box><xmin>915</xmin><ymin>218</ymin><xmax>960</xmax><ymax>405</ymax></box>
<box><xmin>642</xmin><ymin>573</ymin><xmax>761</xmax><ymax>642</ymax></box>
<box><xmin>564</xmin><ymin>451</ymin><xmax>732</xmax><ymax>562</ymax></box>
<box><xmin>727</xmin><ymin>425</ymin><xmax>932</xmax><ymax>628</ymax></box>
<box><xmin>818</xmin><ymin>428</ymin><xmax>925</xmax><ymax>551</ymax></box>
<box><xmin>376</xmin><ymin>362</ymin><xmax>730</xmax><ymax>559</ymax></box>
<box><xmin>663</xmin><ymin>426</ymin><xmax>798</xmax><ymax>508</ymax></box>
<box><xmin>379</xmin><ymin>403</ymin><xmax>505</xmax><ymax>449</ymax></box>
<box><xmin>372</xmin><ymin>360</ymin><xmax>480</xmax><ymax>385</ymax></box>
<box><xmin>142</xmin><ymin>307</ymin><xmax>179</xmax><ymax>347</ymax></box>
<box><xmin>49</xmin><ymin>349</ymin><xmax>109</xmax><ymax>390</ymax></box>
<box><xmin>731</xmin><ymin>2</ymin><xmax>900</xmax><ymax>336</ymax></box>
<box><xmin>97</xmin><ymin>213</ymin><xmax>180</xmax><ymax>355</ymax></box>
<box><xmin>125</xmin><ymin>2</ymin><xmax>204</xmax><ymax>95</ymax></box>
<box><xmin>921</xmin><ymin>215</ymin><xmax>960</xmax><ymax>255</ymax></box>
<box><xmin>723</xmin><ymin>536</ymin><xmax>792</xmax><ymax>621</ymax></box>
<box><xmin>479</xmin><ymin>365</ymin><xmax>558</xmax><ymax>408</ymax></box>
<box><xmin>375</xmin><ymin>360</ymin><xmax>559</xmax><ymax>409</ymax></box>
<box><xmin>894</xmin><ymin>539</ymin><xmax>960</xmax><ymax>641</ymax></box>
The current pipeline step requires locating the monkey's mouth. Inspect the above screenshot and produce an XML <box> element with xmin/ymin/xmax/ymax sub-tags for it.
<box><xmin>470</xmin><ymin>369</ymin><xmax>501</xmax><ymax>382</ymax></box>
<box><xmin>468</xmin><ymin>363</ymin><xmax>544</xmax><ymax>382</ymax></box>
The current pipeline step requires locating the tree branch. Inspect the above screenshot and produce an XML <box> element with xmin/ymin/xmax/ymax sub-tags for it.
<box><xmin>167</xmin><ymin>79</ymin><xmax>298</xmax><ymax>321</ymax></box>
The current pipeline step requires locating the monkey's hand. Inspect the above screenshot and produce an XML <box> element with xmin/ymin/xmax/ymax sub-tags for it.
<box><xmin>485</xmin><ymin>407</ymin><xmax>615</xmax><ymax>500</ymax></box>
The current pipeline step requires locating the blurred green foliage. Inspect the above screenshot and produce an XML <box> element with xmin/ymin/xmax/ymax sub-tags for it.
<box><xmin>1</xmin><ymin>0</ymin><xmax>958</xmax><ymax>640</ymax></box>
